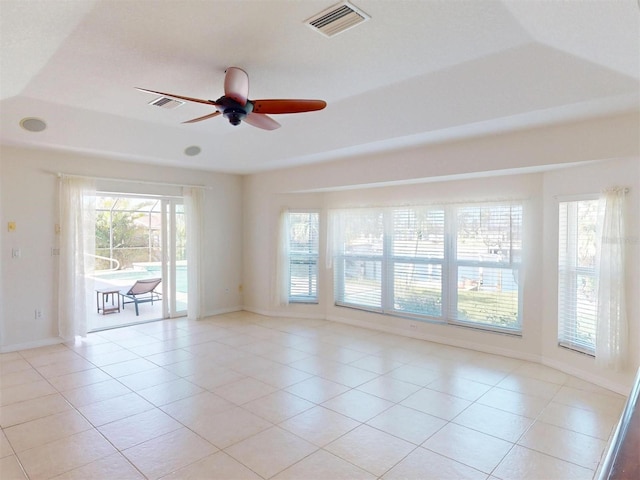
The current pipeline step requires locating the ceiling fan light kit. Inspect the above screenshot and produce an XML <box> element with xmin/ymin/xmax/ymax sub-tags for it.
<box><xmin>137</xmin><ymin>67</ymin><xmax>326</xmax><ymax>130</ymax></box>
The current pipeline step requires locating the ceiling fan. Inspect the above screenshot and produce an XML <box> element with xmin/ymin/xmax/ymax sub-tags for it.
<box><xmin>137</xmin><ymin>67</ymin><xmax>326</xmax><ymax>130</ymax></box>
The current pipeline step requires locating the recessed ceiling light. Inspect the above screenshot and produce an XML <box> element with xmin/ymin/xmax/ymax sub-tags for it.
<box><xmin>20</xmin><ymin>117</ymin><xmax>47</xmax><ymax>132</ymax></box>
<box><xmin>184</xmin><ymin>146</ymin><xmax>201</xmax><ymax>156</ymax></box>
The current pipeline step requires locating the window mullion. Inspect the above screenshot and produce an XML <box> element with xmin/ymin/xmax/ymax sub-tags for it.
<box><xmin>382</xmin><ymin>208</ymin><xmax>393</xmax><ymax>313</ymax></box>
<box><xmin>444</xmin><ymin>205</ymin><xmax>456</xmax><ymax>323</ymax></box>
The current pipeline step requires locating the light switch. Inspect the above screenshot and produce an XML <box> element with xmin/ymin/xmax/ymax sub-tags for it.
<box><xmin>8</xmin><ymin>222</ymin><xmax>16</xmax><ymax>232</ymax></box>
<box><xmin>12</xmin><ymin>248</ymin><xmax>21</xmax><ymax>258</ymax></box>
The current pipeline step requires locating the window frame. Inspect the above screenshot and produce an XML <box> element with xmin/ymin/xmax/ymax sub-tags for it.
<box><xmin>557</xmin><ymin>196</ymin><xmax>599</xmax><ymax>355</ymax></box>
<box><xmin>331</xmin><ymin>202</ymin><xmax>523</xmax><ymax>334</ymax></box>
<box><xmin>287</xmin><ymin>210</ymin><xmax>320</xmax><ymax>304</ymax></box>
<box><xmin>387</xmin><ymin>206</ymin><xmax>446</xmax><ymax>320</ymax></box>
<box><xmin>448</xmin><ymin>203</ymin><xmax>523</xmax><ymax>334</ymax></box>
<box><xmin>333</xmin><ymin>209</ymin><xmax>384</xmax><ymax>311</ymax></box>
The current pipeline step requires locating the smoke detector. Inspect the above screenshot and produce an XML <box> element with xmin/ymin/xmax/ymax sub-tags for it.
<box><xmin>306</xmin><ymin>2</ymin><xmax>370</xmax><ymax>38</ymax></box>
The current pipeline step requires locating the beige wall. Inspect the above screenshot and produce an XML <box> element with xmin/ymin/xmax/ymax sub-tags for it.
<box><xmin>1</xmin><ymin>111</ymin><xmax>638</xmax><ymax>394</ymax></box>
<box><xmin>542</xmin><ymin>158</ymin><xmax>640</xmax><ymax>393</ymax></box>
<box><xmin>243</xmin><ymin>113</ymin><xmax>640</xmax><ymax>393</ymax></box>
<box><xmin>0</xmin><ymin>146</ymin><xmax>244</xmax><ymax>349</ymax></box>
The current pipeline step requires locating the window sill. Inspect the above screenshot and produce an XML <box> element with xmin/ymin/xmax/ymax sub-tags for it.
<box><xmin>335</xmin><ymin>303</ymin><xmax>523</xmax><ymax>337</ymax></box>
<box><xmin>558</xmin><ymin>342</ymin><xmax>595</xmax><ymax>357</ymax></box>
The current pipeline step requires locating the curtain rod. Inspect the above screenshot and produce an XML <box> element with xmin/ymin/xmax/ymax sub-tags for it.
<box><xmin>54</xmin><ymin>172</ymin><xmax>212</xmax><ymax>190</ymax></box>
<box><xmin>553</xmin><ymin>187</ymin><xmax>630</xmax><ymax>200</ymax></box>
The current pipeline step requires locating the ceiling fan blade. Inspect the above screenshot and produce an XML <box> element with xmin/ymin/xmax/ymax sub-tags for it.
<box><xmin>182</xmin><ymin>111</ymin><xmax>222</xmax><ymax>124</ymax></box>
<box><xmin>252</xmin><ymin>99</ymin><xmax>327</xmax><ymax>114</ymax></box>
<box><xmin>224</xmin><ymin>67</ymin><xmax>249</xmax><ymax>106</ymax></box>
<box><xmin>244</xmin><ymin>113</ymin><xmax>281</xmax><ymax>130</ymax></box>
<box><xmin>136</xmin><ymin>87</ymin><xmax>217</xmax><ymax>106</ymax></box>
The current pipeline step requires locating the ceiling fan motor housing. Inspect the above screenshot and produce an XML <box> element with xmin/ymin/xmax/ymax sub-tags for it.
<box><xmin>216</xmin><ymin>96</ymin><xmax>254</xmax><ymax>126</ymax></box>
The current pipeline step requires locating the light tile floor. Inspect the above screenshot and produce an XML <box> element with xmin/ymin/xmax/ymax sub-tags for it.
<box><xmin>0</xmin><ymin>311</ymin><xmax>626</xmax><ymax>479</ymax></box>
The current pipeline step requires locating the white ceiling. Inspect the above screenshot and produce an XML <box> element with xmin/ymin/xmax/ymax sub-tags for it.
<box><xmin>1</xmin><ymin>0</ymin><xmax>638</xmax><ymax>174</ymax></box>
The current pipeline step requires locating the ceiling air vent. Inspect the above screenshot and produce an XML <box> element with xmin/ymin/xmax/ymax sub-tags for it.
<box><xmin>149</xmin><ymin>97</ymin><xmax>184</xmax><ymax>109</ymax></box>
<box><xmin>306</xmin><ymin>2</ymin><xmax>370</xmax><ymax>38</ymax></box>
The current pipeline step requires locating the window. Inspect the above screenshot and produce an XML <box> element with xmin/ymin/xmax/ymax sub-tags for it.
<box><xmin>288</xmin><ymin>211</ymin><xmax>319</xmax><ymax>303</ymax></box>
<box><xmin>332</xmin><ymin>202</ymin><xmax>523</xmax><ymax>333</ymax></box>
<box><xmin>390</xmin><ymin>207</ymin><xmax>445</xmax><ymax>318</ymax></box>
<box><xmin>333</xmin><ymin>209</ymin><xmax>384</xmax><ymax>309</ymax></box>
<box><xmin>452</xmin><ymin>204</ymin><xmax>522</xmax><ymax>331</ymax></box>
<box><xmin>558</xmin><ymin>198</ymin><xmax>598</xmax><ymax>354</ymax></box>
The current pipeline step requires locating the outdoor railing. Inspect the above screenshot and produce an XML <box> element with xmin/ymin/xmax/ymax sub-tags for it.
<box><xmin>87</xmin><ymin>253</ymin><xmax>120</xmax><ymax>272</ymax></box>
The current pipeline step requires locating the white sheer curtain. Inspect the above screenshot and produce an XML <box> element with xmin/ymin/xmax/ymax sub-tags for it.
<box><xmin>326</xmin><ymin>209</ymin><xmax>339</xmax><ymax>269</ymax></box>
<box><xmin>58</xmin><ymin>176</ymin><xmax>95</xmax><ymax>340</ymax></box>
<box><xmin>595</xmin><ymin>187</ymin><xmax>628</xmax><ymax>370</ymax></box>
<box><xmin>184</xmin><ymin>187</ymin><xmax>204</xmax><ymax>320</ymax></box>
<box><xmin>274</xmin><ymin>208</ymin><xmax>290</xmax><ymax>306</ymax></box>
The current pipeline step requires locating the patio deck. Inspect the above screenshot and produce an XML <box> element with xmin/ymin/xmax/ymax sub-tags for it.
<box><xmin>87</xmin><ymin>275</ymin><xmax>186</xmax><ymax>331</ymax></box>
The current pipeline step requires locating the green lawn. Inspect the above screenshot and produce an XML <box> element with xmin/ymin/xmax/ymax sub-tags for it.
<box><xmin>395</xmin><ymin>286</ymin><xmax>518</xmax><ymax>328</ymax></box>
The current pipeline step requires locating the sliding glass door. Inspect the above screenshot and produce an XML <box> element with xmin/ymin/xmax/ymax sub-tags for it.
<box><xmin>89</xmin><ymin>193</ymin><xmax>187</xmax><ymax>330</ymax></box>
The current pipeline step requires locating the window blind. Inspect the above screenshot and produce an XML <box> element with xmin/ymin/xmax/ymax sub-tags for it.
<box><xmin>333</xmin><ymin>209</ymin><xmax>384</xmax><ymax>310</ymax></box>
<box><xmin>389</xmin><ymin>207</ymin><xmax>445</xmax><ymax>318</ymax></box>
<box><xmin>288</xmin><ymin>212</ymin><xmax>319</xmax><ymax>302</ymax></box>
<box><xmin>331</xmin><ymin>202</ymin><xmax>524</xmax><ymax>333</ymax></box>
<box><xmin>558</xmin><ymin>199</ymin><xmax>598</xmax><ymax>353</ymax></box>
<box><xmin>451</xmin><ymin>204</ymin><xmax>522</xmax><ymax>331</ymax></box>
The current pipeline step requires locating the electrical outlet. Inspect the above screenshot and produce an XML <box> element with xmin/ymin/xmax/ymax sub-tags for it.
<box><xmin>51</xmin><ymin>248</ymin><xmax>60</xmax><ymax>256</ymax></box>
<box><xmin>12</xmin><ymin>248</ymin><xmax>21</xmax><ymax>258</ymax></box>
<box><xmin>35</xmin><ymin>309</ymin><xmax>42</xmax><ymax>319</ymax></box>
<box><xmin>409</xmin><ymin>323</ymin><xmax>418</xmax><ymax>329</ymax></box>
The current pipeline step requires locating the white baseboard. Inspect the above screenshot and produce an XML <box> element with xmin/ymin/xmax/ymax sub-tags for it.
<box><xmin>202</xmin><ymin>306</ymin><xmax>243</xmax><ymax>318</ymax></box>
<box><xmin>541</xmin><ymin>358</ymin><xmax>629</xmax><ymax>396</ymax></box>
<box><xmin>241</xmin><ymin>306</ymin><xmax>270</xmax><ymax>317</ymax></box>
<box><xmin>0</xmin><ymin>336</ymin><xmax>63</xmax><ymax>354</ymax></box>
<box><xmin>264</xmin><ymin>310</ymin><xmax>325</xmax><ymax>321</ymax></box>
<box><xmin>326</xmin><ymin>314</ymin><xmax>630</xmax><ymax>394</ymax></box>
<box><xmin>244</xmin><ymin>308</ymin><xmax>629</xmax><ymax>395</ymax></box>
<box><xmin>325</xmin><ymin>314</ymin><xmax>542</xmax><ymax>364</ymax></box>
